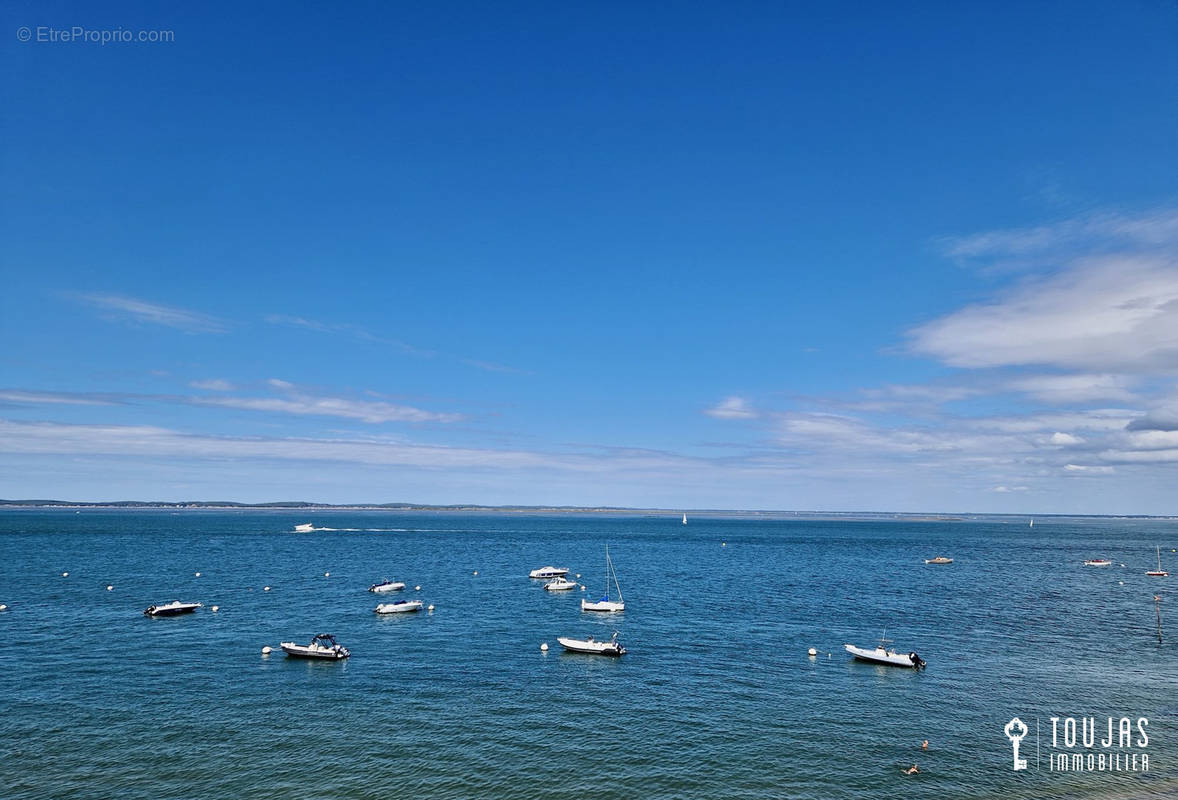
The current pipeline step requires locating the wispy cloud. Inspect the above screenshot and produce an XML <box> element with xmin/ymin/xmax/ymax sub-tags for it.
<box><xmin>265</xmin><ymin>314</ymin><xmax>528</xmax><ymax>374</ymax></box>
<box><xmin>0</xmin><ymin>390</ymin><xmax>122</xmax><ymax>407</ymax></box>
<box><xmin>705</xmin><ymin>396</ymin><xmax>759</xmax><ymax>420</ymax></box>
<box><xmin>189</xmin><ymin>394</ymin><xmax>463</xmax><ymax>424</ymax></box>
<box><xmin>460</xmin><ymin>359</ymin><xmax>530</xmax><ymax>375</ymax></box>
<box><xmin>189</xmin><ymin>379</ymin><xmax>235</xmax><ymax>392</ymax></box>
<box><xmin>77</xmin><ymin>294</ymin><xmax>228</xmax><ymax>334</ymax></box>
<box><xmin>264</xmin><ymin>314</ymin><xmax>434</xmax><ymax>357</ymax></box>
<box><xmin>941</xmin><ymin>209</ymin><xmax>1178</xmax><ymax>261</ymax></box>
<box><xmin>188</xmin><ymin>379</ymin><xmax>462</xmax><ymax>424</ymax></box>
<box><xmin>908</xmin><ymin>256</ymin><xmax>1178</xmax><ymax>371</ymax></box>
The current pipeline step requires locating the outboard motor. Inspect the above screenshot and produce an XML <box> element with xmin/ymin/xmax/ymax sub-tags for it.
<box><xmin>909</xmin><ymin>652</ymin><xmax>925</xmax><ymax>669</ymax></box>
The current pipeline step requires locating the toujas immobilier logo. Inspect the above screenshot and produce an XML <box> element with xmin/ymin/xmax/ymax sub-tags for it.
<box><xmin>1005</xmin><ymin>716</ymin><xmax>1151</xmax><ymax>773</ymax></box>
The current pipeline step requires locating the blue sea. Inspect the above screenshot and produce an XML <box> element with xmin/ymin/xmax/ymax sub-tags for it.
<box><xmin>1</xmin><ymin>510</ymin><xmax>1176</xmax><ymax>799</ymax></box>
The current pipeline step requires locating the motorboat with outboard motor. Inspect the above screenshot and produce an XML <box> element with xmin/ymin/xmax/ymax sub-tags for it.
<box><xmin>368</xmin><ymin>580</ymin><xmax>406</xmax><ymax>593</ymax></box>
<box><xmin>844</xmin><ymin>632</ymin><xmax>925</xmax><ymax>669</ymax></box>
<box><xmin>374</xmin><ymin>600</ymin><xmax>424</xmax><ymax>614</ymax></box>
<box><xmin>144</xmin><ymin>601</ymin><xmax>202</xmax><ymax>617</ymax></box>
<box><xmin>544</xmin><ymin>577</ymin><xmax>578</xmax><ymax>591</ymax></box>
<box><xmin>280</xmin><ymin>633</ymin><xmax>350</xmax><ymax>659</ymax></box>
<box><xmin>557</xmin><ymin>631</ymin><xmax>626</xmax><ymax>656</ymax></box>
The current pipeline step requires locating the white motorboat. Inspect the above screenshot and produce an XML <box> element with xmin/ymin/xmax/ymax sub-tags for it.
<box><xmin>544</xmin><ymin>577</ymin><xmax>578</xmax><ymax>591</ymax></box>
<box><xmin>1084</xmin><ymin>558</ymin><xmax>1113</xmax><ymax>567</ymax></box>
<box><xmin>294</xmin><ymin>523</ymin><xmax>314</xmax><ymax>532</ymax></box>
<box><xmin>529</xmin><ymin>566</ymin><xmax>570</xmax><ymax>579</ymax></box>
<box><xmin>374</xmin><ymin>599</ymin><xmax>424</xmax><ymax>614</ymax></box>
<box><xmin>144</xmin><ymin>600</ymin><xmax>202</xmax><ymax>617</ymax></box>
<box><xmin>368</xmin><ymin>580</ymin><xmax>406</xmax><ymax>593</ymax></box>
<box><xmin>924</xmin><ymin>556</ymin><xmax>953</xmax><ymax>565</ymax></box>
<box><xmin>557</xmin><ymin>632</ymin><xmax>626</xmax><ymax>656</ymax></box>
<box><xmin>582</xmin><ymin>545</ymin><xmax>625</xmax><ymax>612</ymax></box>
<box><xmin>280</xmin><ymin>633</ymin><xmax>350</xmax><ymax>659</ymax></box>
<box><xmin>844</xmin><ymin>632</ymin><xmax>925</xmax><ymax>669</ymax></box>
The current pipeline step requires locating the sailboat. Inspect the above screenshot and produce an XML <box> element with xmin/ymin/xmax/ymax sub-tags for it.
<box><xmin>682</xmin><ymin>513</ymin><xmax>687</xmax><ymax>525</ymax></box>
<box><xmin>582</xmin><ymin>546</ymin><xmax>624</xmax><ymax>612</ymax></box>
<box><xmin>1147</xmin><ymin>546</ymin><xmax>1169</xmax><ymax>577</ymax></box>
<box><xmin>1029</xmin><ymin>519</ymin><xmax>1034</xmax><ymax>528</ymax></box>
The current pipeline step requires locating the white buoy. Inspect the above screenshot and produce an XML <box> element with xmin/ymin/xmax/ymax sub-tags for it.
<box><xmin>414</xmin><ymin>585</ymin><xmax>421</xmax><ymax>591</ymax></box>
<box><xmin>211</xmin><ymin>605</ymin><xmax>220</xmax><ymax>612</ymax></box>
<box><xmin>722</xmin><ymin>542</ymin><xmax>727</xmax><ymax>547</ymax></box>
<box><xmin>540</xmin><ymin>642</ymin><xmax>549</xmax><ymax>651</ymax></box>
<box><xmin>581</xmin><ymin>585</ymin><xmax>586</xmax><ymax>591</ymax></box>
<box><xmin>427</xmin><ymin>604</ymin><xmax>435</xmax><ymax>611</ymax></box>
<box><xmin>473</xmin><ymin>571</ymin><xmax>478</xmax><ymax>576</ymax></box>
<box><xmin>324</xmin><ymin>572</ymin><xmax>330</xmax><ymax>577</ymax></box>
<box><xmin>0</xmin><ymin>604</ymin><xmax>7</xmax><ymax>611</ymax></box>
<box><xmin>195</xmin><ymin>572</ymin><xmax>201</xmax><ymax>577</ymax></box>
<box><xmin>261</xmin><ymin>646</ymin><xmax>272</xmax><ymax>655</ymax></box>
<box><xmin>808</xmin><ymin>647</ymin><xmax>818</xmax><ymax>656</ymax></box>
<box><xmin>1119</xmin><ymin>581</ymin><xmax>1125</xmax><ymax>585</ymax></box>
<box><xmin>263</xmin><ymin>586</ymin><xmax>271</xmax><ymax>592</ymax></box>
<box><xmin>62</xmin><ymin>572</ymin><xmax>69</xmax><ymax>577</ymax></box>
<box><xmin>1121</xmin><ymin>564</ymin><xmax>1126</xmax><ymax>567</ymax></box>
<box><xmin>576</xmin><ymin>573</ymin><xmax>581</xmax><ymax>579</ymax></box>
<box><xmin>106</xmin><ymin>585</ymin><xmax>113</xmax><ymax>591</ymax></box>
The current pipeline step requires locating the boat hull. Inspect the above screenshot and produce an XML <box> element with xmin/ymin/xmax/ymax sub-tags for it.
<box><xmin>844</xmin><ymin>643</ymin><xmax>924</xmax><ymax>668</ymax></box>
<box><xmin>374</xmin><ymin>601</ymin><xmax>423</xmax><ymax>614</ymax></box>
<box><xmin>581</xmin><ymin>599</ymin><xmax>624</xmax><ymax>612</ymax></box>
<box><xmin>557</xmin><ymin>636</ymin><xmax>625</xmax><ymax>656</ymax></box>
<box><xmin>280</xmin><ymin>644</ymin><xmax>349</xmax><ymax>659</ymax></box>
<box><xmin>144</xmin><ymin>602</ymin><xmax>201</xmax><ymax>617</ymax></box>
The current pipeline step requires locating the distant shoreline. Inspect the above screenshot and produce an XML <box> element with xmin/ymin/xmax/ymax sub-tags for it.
<box><xmin>1</xmin><ymin>500</ymin><xmax>1175</xmax><ymax>520</ymax></box>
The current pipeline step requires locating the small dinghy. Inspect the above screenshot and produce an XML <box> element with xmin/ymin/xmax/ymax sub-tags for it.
<box><xmin>144</xmin><ymin>600</ymin><xmax>202</xmax><ymax>617</ymax></box>
<box><xmin>529</xmin><ymin>566</ymin><xmax>569</xmax><ymax>579</ymax></box>
<box><xmin>368</xmin><ymin>580</ymin><xmax>406</xmax><ymax>593</ymax></box>
<box><xmin>544</xmin><ymin>577</ymin><xmax>578</xmax><ymax>591</ymax></box>
<box><xmin>924</xmin><ymin>556</ymin><xmax>953</xmax><ymax>565</ymax></box>
<box><xmin>557</xmin><ymin>631</ymin><xmax>626</xmax><ymax>656</ymax></box>
<box><xmin>1084</xmin><ymin>558</ymin><xmax>1113</xmax><ymax>567</ymax></box>
<box><xmin>374</xmin><ymin>599</ymin><xmax>424</xmax><ymax>614</ymax></box>
<box><xmin>280</xmin><ymin>633</ymin><xmax>350</xmax><ymax>659</ymax></box>
<box><xmin>293</xmin><ymin>523</ymin><xmax>314</xmax><ymax>532</ymax></box>
<box><xmin>844</xmin><ymin>633</ymin><xmax>925</xmax><ymax>669</ymax></box>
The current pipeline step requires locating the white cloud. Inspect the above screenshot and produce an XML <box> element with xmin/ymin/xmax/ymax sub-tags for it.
<box><xmin>705</xmin><ymin>396</ymin><xmax>758</xmax><ymax>420</ymax></box>
<box><xmin>1048</xmin><ymin>432</ymin><xmax>1084</xmax><ymax>446</ymax></box>
<box><xmin>189</xmin><ymin>379</ymin><xmax>235</xmax><ymax>392</ymax></box>
<box><xmin>990</xmin><ymin>485</ymin><xmax>1029</xmax><ymax>493</ymax></box>
<box><xmin>189</xmin><ymin>394</ymin><xmax>463</xmax><ymax>424</ymax></box>
<box><xmin>1004</xmin><ymin>373</ymin><xmax>1138</xmax><ymax>404</ymax></box>
<box><xmin>78</xmin><ymin>294</ymin><xmax>227</xmax><ymax>334</ymax></box>
<box><xmin>1064</xmin><ymin>464</ymin><xmax>1115</xmax><ymax>474</ymax></box>
<box><xmin>0</xmin><ymin>390</ymin><xmax>120</xmax><ymax>406</ymax></box>
<box><xmin>908</xmin><ymin>255</ymin><xmax>1178</xmax><ymax>370</ymax></box>
<box><xmin>942</xmin><ymin>210</ymin><xmax>1178</xmax><ymax>261</ymax></box>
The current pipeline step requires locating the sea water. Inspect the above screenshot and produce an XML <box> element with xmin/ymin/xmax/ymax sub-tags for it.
<box><xmin>1</xmin><ymin>510</ymin><xmax>1175</xmax><ymax>799</ymax></box>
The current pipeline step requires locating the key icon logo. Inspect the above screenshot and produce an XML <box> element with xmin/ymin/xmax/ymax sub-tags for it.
<box><xmin>1005</xmin><ymin>717</ymin><xmax>1029</xmax><ymax>771</ymax></box>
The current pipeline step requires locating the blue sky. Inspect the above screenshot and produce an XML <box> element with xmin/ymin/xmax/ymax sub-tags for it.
<box><xmin>3</xmin><ymin>2</ymin><xmax>1178</xmax><ymax>512</ymax></box>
